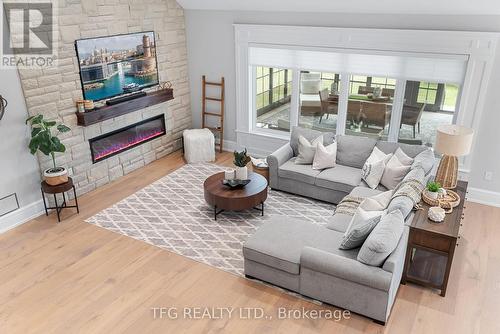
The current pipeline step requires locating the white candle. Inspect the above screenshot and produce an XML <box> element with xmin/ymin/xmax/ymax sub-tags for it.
<box><xmin>225</xmin><ymin>170</ymin><xmax>235</xmax><ymax>180</ymax></box>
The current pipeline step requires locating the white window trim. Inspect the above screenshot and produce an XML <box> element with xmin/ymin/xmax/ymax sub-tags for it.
<box><xmin>235</xmin><ymin>24</ymin><xmax>499</xmax><ymax>173</ymax></box>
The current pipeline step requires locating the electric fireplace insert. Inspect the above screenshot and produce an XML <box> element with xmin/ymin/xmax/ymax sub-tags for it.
<box><xmin>89</xmin><ymin>114</ymin><xmax>166</xmax><ymax>163</ymax></box>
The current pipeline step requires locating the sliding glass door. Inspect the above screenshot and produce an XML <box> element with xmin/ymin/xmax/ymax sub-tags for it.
<box><xmin>249</xmin><ymin>47</ymin><xmax>466</xmax><ymax>147</ymax></box>
<box><xmin>345</xmin><ymin>75</ymin><xmax>396</xmax><ymax>140</ymax></box>
<box><xmin>254</xmin><ymin>66</ymin><xmax>293</xmax><ymax>132</ymax></box>
<box><xmin>298</xmin><ymin>71</ymin><xmax>341</xmax><ymax>133</ymax></box>
<box><xmin>399</xmin><ymin>80</ymin><xmax>460</xmax><ymax>149</ymax></box>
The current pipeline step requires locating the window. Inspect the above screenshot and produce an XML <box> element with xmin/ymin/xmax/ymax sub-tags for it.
<box><xmin>399</xmin><ymin>80</ymin><xmax>459</xmax><ymax>148</ymax></box>
<box><xmin>255</xmin><ymin>67</ymin><xmax>292</xmax><ymax>132</ymax></box>
<box><xmin>298</xmin><ymin>71</ymin><xmax>340</xmax><ymax>132</ymax></box>
<box><xmin>345</xmin><ymin>75</ymin><xmax>395</xmax><ymax>139</ymax></box>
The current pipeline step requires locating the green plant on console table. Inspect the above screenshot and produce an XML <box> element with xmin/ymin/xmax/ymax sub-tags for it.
<box><xmin>234</xmin><ymin>148</ymin><xmax>251</xmax><ymax>167</ymax></box>
<box><xmin>26</xmin><ymin>114</ymin><xmax>71</xmax><ymax>172</ymax></box>
<box><xmin>426</xmin><ymin>181</ymin><xmax>441</xmax><ymax>192</ymax></box>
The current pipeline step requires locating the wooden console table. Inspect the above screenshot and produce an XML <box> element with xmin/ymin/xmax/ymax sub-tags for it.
<box><xmin>402</xmin><ymin>180</ymin><xmax>467</xmax><ymax>296</ymax></box>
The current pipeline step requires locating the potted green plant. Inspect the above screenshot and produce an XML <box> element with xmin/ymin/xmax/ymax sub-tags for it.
<box><xmin>426</xmin><ymin>181</ymin><xmax>441</xmax><ymax>200</ymax></box>
<box><xmin>233</xmin><ymin>148</ymin><xmax>251</xmax><ymax>180</ymax></box>
<box><xmin>26</xmin><ymin>114</ymin><xmax>71</xmax><ymax>186</ymax></box>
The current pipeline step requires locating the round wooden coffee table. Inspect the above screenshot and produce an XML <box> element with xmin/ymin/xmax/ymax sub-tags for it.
<box><xmin>204</xmin><ymin>172</ymin><xmax>268</xmax><ymax>220</ymax></box>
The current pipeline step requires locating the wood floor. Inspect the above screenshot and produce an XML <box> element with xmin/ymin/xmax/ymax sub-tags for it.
<box><xmin>1</xmin><ymin>150</ymin><xmax>499</xmax><ymax>333</ymax></box>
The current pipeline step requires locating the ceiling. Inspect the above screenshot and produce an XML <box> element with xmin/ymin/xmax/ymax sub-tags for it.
<box><xmin>176</xmin><ymin>0</ymin><xmax>500</xmax><ymax>16</ymax></box>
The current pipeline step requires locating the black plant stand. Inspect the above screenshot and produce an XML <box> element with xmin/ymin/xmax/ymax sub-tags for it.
<box><xmin>41</xmin><ymin>177</ymin><xmax>79</xmax><ymax>222</ymax></box>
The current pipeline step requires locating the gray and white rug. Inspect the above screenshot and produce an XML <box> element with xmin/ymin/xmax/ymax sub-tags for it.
<box><xmin>85</xmin><ymin>163</ymin><xmax>335</xmax><ymax>276</ymax></box>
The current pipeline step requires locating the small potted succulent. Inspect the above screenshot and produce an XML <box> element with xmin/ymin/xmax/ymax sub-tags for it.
<box><xmin>426</xmin><ymin>181</ymin><xmax>441</xmax><ymax>200</ymax></box>
<box><xmin>233</xmin><ymin>148</ymin><xmax>251</xmax><ymax>180</ymax></box>
<box><xmin>26</xmin><ymin>114</ymin><xmax>71</xmax><ymax>186</ymax></box>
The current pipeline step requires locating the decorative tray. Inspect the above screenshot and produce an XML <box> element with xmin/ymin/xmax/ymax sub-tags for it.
<box><xmin>222</xmin><ymin>179</ymin><xmax>251</xmax><ymax>189</ymax></box>
<box><xmin>422</xmin><ymin>189</ymin><xmax>460</xmax><ymax>211</ymax></box>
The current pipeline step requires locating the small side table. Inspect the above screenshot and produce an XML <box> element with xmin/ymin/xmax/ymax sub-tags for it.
<box><xmin>41</xmin><ymin>177</ymin><xmax>79</xmax><ymax>222</ymax></box>
<box><xmin>402</xmin><ymin>180</ymin><xmax>467</xmax><ymax>297</ymax></box>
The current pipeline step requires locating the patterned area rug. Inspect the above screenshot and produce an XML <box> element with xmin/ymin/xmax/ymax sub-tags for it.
<box><xmin>85</xmin><ymin>163</ymin><xmax>335</xmax><ymax>276</ymax></box>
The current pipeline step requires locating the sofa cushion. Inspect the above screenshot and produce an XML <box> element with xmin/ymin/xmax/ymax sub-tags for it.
<box><xmin>358</xmin><ymin>210</ymin><xmax>405</xmax><ymax>267</ymax></box>
<box><xmin>315</xmin><ymin>164</ymin><xmax>362</xmax><ymax>193</ymax></box>
<box><xmin>412</xmin><ymin>149</ymin><xmax>435</xmax><ymax>175</ymax></box>
<box><xmin>243</xmin><ymin>217</ymin><xmax>358</xmax><ymax>275</ymax></box>
<box><xmin>350</xmin><ymin>186</ymin><xmax>384</xmax><ymax>198</ymax></box>
<box><xmin>326</xmin><ymin>213</ymin><xmax>352</xmax><ymax>233</ymax></box>
<box><xmin>376</xmin><ymin>141</ymin><xmax>427</xmax><ymax>158</ymax></box>
<box><xmin>336</xmin><ymin>135</ymin><xmax>378</xmax><ymax>168</ymax></box>
<box><xmin>290</xmin><ymin>126</ymin><xmax>335</xmax><ymax>156</ymax></box>
<box><xmin>279</xmin><ymin>158</ymin><xmax>321</xmax><ymax>184</ymax></box>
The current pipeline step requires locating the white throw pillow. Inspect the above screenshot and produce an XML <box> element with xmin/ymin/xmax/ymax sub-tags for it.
<box><xmin>394</xmin><ymin>148</ymin><xmax>414</xmax><ymax>166</ymax></box>
<box><xmin>295</xmin><ymin>135</ymin><xmax>323</xmax><ymax>164</ymax></box>
<box><xmin>339</xmin><ymin>207</ymin><xmax>385</xmax><ymax>250</ymax></box>
<box><xmin>359</xmin><ymin>190</ymin><xmax>395</xmax><ymax>211</ymax></box>
<box><xmin>380</xmin><ymin>148</ymin><xmax>413</xmax><ymax>189</ymax></box>
<box><xmin>312</xmin><ymin>142</ymin><xmax>337</xmax><ymax>170</ymax></box>
<box><xmin>361</xmin><ymin>147</ymin><xmax>392</xmax><ymax>189</ymax></box>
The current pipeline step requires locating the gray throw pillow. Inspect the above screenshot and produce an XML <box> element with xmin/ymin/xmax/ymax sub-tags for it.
<box><xmin>339</xmin><ymin>208</ymin><xmax>384</xmax><ymax>250</ymax></box>
<box><xmin>336</xmin><ymin>135</ymin><xmax>377</xmax><ymax>168</ymax></box>
<box><xmin>357</xmin><ymin>210</ymin><xmax>404</xmax><ymax>266</ymax></box>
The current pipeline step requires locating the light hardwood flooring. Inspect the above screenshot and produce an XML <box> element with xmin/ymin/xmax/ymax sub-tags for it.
<box><xmin>1</xmin><ymin>150</ymin><xmax>499</xmax><ymax>333</ymax></box>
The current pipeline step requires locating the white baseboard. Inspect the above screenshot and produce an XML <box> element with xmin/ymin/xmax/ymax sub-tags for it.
<box><xmin>222</xmin><ymin>139</ymin><xmax>237</xmax><ymax>152</ymax></box>
<box><xmin>222</xmin><ymin>139</ymin><xmax>270</xmax><ymax>157</ymax></box>
<box><xmin>467</xmin><ymin>187</ymin><xmax>500</xmax><ymax>208</ymax></box>
<box><xmin>0</xmin><ymin>200</ymin><xmax>45</xmax><ymax>234</ymax></box>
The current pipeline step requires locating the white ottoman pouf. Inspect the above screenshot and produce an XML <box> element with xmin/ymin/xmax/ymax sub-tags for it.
<box><xmin>183</xmin><ymin>128</ymin><xmax>215</xmax><ymax>163</ymax></box>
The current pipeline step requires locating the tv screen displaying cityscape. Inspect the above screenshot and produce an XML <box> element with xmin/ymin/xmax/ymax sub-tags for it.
<box><xmin>75</xmin><ymin>31</ymin><xmax>159</xmax><ymax>101</ymax></box>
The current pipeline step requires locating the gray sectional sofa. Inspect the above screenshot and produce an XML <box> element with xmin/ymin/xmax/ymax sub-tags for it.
<box><xmin>243</xmin><ymin>127</ymin><xmax>434</xmax><ymax>324</ymax></box>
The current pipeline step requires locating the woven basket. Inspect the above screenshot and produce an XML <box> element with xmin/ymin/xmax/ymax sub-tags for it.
<box><xmin>422</xmin><ymin>189</ymin><xmax>460</xmax><ymax>213</ymax></box>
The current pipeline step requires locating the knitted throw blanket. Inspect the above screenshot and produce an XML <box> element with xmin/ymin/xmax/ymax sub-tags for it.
<box><xmin>335</xmin><ymin>195</ymin><xmax>365</xmax><ymax>216</ymax></box>
<box><xmin>392</xmin><ymin>178</ymin><xmax>424</xmax><ymax>206</ymax></box>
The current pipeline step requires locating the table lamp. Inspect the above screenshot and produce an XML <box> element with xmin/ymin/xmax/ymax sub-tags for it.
<box><xmin>434</xmin><ymin>124</ymin><xmax>473</xmax><ymax>189</ymax></box>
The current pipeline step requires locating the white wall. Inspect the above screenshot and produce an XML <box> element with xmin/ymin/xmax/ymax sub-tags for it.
<box><xmin>185</xmin><ymin>10</ymin><xmax>500</xmax><ymax>201</ymax></box>
<box><xmin>0</xmin><ymin>68</ymin><xmax>43</xmax><ymax>231</ymax></box>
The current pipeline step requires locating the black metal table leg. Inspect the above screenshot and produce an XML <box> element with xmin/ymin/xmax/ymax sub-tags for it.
<box><xmin>213</xmin><ymin>206</ymin><xmax>224</xmax><ymax>221</ymax></box>
<box><xmin>41</xmin><ymin>188</ymin><xmax>48</xmax><ymax>216</ymax></box>
<box><xmin>252</xmin><ymin>202</ymin><xmax>265</xmax><ymax>216</ymax></box>
<box><xmin>53</xmin><ymin>194</ymin><xmax>61</xmax><ymax>223</ymax></box>
<box><xmin>73</xmin><ymin>186</ymin><xmax>79</xmax><ymax>213</ymax></box>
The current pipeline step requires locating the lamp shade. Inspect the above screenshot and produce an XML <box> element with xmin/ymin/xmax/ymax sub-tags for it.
<box><xmin>435</xmin><ymin>124</ymin><xmax>473</xmax><ymax>156</ymax></box>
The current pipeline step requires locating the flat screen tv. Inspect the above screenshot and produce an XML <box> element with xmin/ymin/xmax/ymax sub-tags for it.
<box><xmin>75</xmin><ymin>31</ymin><xmax>159</xmax><ymax>102</ymax></box>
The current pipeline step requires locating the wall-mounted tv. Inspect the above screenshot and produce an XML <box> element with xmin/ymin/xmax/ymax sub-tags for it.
<box><xmin>75</xmin><ymin>31</ymin><xmax>159</xmax><ymax>102</ymax></box>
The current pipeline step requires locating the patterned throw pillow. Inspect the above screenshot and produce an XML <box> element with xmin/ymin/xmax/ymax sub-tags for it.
<box><xmin>339</xmin><ymin>208</ymin><xmax>385</xmax><ymax>250</ymax></box>
<box><xmin>295</xmin><ymin>135</ymin><xmax>323</xmax><ymax>164</ymax></box>
<box><xmin>361</xmin><ymin>147</ymin><xmax>392</xmax><ymax>189</ymax></box>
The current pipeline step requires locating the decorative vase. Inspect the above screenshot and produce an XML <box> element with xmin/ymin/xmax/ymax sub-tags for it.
<box><xmin>234</xmin><ymin>166</ymin><xmax>248</xmax><ymax>180</ymax></box>
<box><xmin>44</xmin><ymin>167</ymin><xmax>68</xmax><ymax>186</ymax></box>
<box><xmin>426</xmin><ymin>190</ymin><xmax>439</xmax><ymax>200</ymax></box>
<box><xmin>225</xmin><ymin>169</ymin><xmax>235</xmax><ymax>180</ymax></box>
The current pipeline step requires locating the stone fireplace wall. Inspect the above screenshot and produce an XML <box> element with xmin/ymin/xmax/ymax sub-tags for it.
<box><xmin>17</xmin><ymin>0</ymin><xmax>191</xmax><ymax>195</ymax></box>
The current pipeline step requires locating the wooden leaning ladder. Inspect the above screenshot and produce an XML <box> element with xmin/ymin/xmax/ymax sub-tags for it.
<box><xmin>202</xmin><ymin>75</ymin><xmax>225</xmax><ymax>153</ymax></box>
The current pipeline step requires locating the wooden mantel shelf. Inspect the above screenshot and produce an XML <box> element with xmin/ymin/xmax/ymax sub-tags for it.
<box><xmin>76</xmin><ymin>88</ymin><xmax>174</xmax><ymax>127</ymax></box>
